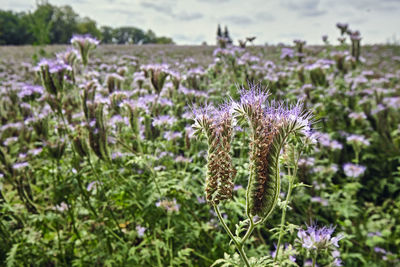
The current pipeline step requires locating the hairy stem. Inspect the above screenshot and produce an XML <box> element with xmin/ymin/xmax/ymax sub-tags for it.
<box><xmin>213</xmin><ymin>204</ymin><xmax>250</xmax><ymax>267</ymax></box>
<box><xmin>275</xmin><ymin>148</ymin><xmax>300</xmax><ymax>261</ymax></box>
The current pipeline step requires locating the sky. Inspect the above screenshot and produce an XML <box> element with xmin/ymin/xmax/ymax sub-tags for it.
<box><xmin>2</xmin><ymin>0</ymin><xmax>400</xmax><ymax>45</ymax></box>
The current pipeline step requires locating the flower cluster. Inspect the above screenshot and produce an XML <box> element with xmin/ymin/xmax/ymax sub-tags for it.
<box><xmin>297</xmin><ymin>224</ymin><xmax>344</xmax><ymax>266</ymax></box>
<box><xmin>343</xmin><ymin>163</ymin><xmax>366</xmax><ymax>178</ymax></box>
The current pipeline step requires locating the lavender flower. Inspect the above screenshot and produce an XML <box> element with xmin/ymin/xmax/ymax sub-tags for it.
<box><xmin>349</xmin><ymin>112</ymin><xmax>366</xmax><ymax>121</ymax></box>
<box><xmin>280</xmin><ymin>48</ymin><xmax>294</xmax><ymax>60</ymax></box>
<box><xmin>13</xmin><ymin>162</ymin><xmax>29</xmax><ymax>170</ymax></box>
<box><xmin>346</xmin><ymin>134</ymin><xmax>370</xmax><ymax>147</ymax></box>
<box><xmin>136</xmin><ymin>225</ymin><xmax>146</xmax><ymax>237</ymax></box>
<box><xmin>296</xmin><ymin>224</ymin><xmax>344</xmax><ymax>251</ymax></box>
<box><xmin>163</xmin><ymin>131</ymin><xmax>182</xmax><ymax>141</ymax></box>
<box><xmin>155</xmin><ymin>198</ymin><xmax>180</xmax><ymax>213</ymax></box>
<box><xmin>343</xmin><ymin>163</ymin><xmax>366</xmax><ymax>178</ymax></box>
<box><xmin>152</xmin><ymin>115</ymin><xmax>177</xmax><ymax>127</ymax></box>
<box><xmin>71</xmin><ymin>34</ymin><xmax>99</xmax><ymax>66</ymax></box>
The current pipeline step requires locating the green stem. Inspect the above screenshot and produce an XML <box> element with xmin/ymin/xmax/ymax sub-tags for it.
<box><xmin>167</xmin><ymin>214</ymin><xmax>173</xmax><ymax>266</ymax></box>
<box><xmin>274</xmin><ymin>174</ymin><xmax>293</xmax><ymax>260</ymax></box>
<box><xmin>275</xmin><ymin>149</ymin><xmax>300</xmax><ymax>261</ymax></box>
<box><xmin>87</xmin><ymin>156</ymin><xmax>125</xmax><ymax>240</ymax></box>
<box><xmin>241</xmin><ymin>217</ymin><xmax>255</xmax><ymax>245</ymax></box>
<box><xmin>155</xmin><ymin>231</ymin><xmax>163</xmax><ymax>267</ymax></box>
<box><xmin>213</xmin><ymin>204</ymin><xmax>250</xmax><ymax>267</ymax></box>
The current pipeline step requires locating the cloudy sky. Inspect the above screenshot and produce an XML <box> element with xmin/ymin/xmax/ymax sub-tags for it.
<box><xmin>2</xmin><ymin>0</ymin><xmax>400</xmax><ymax>45</ymax></box>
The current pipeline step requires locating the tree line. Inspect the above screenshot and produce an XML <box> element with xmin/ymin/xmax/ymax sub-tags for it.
<box><xmin>0</xmin><ymin>1</ymin><xmax>174</xmax><ymax>45</ymax></box>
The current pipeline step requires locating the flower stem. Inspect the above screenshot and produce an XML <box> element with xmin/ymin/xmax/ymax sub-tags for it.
<box><xmin>213</xmin><ymin>204</ymin><xmax>250</xmax><ymax>267</ymax></box>
<box><xmin>274</xmin><ymin>148</ymin><xmax>300</xmax><ymax>261</ymax></box>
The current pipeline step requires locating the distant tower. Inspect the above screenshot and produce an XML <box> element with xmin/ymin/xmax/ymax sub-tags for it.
<box><xmin>224</xmin><ymin>26</ymin><xmax>232</xmax><ymax>44</ymax></box>
<box><xmin>217</xmin><ymin>24</ymin><xmax>222</xmax><ymax>38</ymax></box>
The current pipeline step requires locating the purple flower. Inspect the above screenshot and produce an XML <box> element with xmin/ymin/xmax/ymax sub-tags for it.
<box><xmin>343</xmin><ymin>163</ymin><xmax>366</xmax><ymax>178</ymax></box>
<box><xmin>349</xmin><ymin>112</ymin><xmax>366</xmax><ymax>121</ymax></box>
<box><xmin>280</xmin><ymin>48</ymin><xmax>294</xmax><ymax>59</ymax></box>
<box><xmin>163</xmin><ymin>131</ymin><xmax>182</xmax><ymax>141</ymax></box>
<box><xmin>13</xmin><ymin>162</ymin><xmax>29</xmax><ymax>170</ymax></box>
<box><xmin>18</xmin><ymin>84</ymin><xmax>44</xmax><ymax>99</ymax></box>
<box><xmin>311</xmin><ymin>197</ymin><xmax>329</xmax><ymax>206</ymax></box>
<box><xmin>155</xmin><ymin>198</ymin><xmax>180</xmax><ymax>213</ymax></box>
<box><xmin>87</xmin><ymin>181</ymin><xmax>102</xmax><ymax>191</ymax></box>
<box><xmin>234</xmin><ymin>185</ymin><xmax>243</xmax><ymax>191</ymax></box>
<box><xmin>197</xmin><ymin>196</ymin><xmax>206</xmax><ymax>204</ymax></box>
<box><xmin>36</xmin><ymin>58</ymin><xmax>72</xmax><ymax>73</ymax></box>
<box><xmin>346</xmin><ymin>134</ymin><xmax>370</xmax><ymax>147</ymax></box>
<box><xmin>54</xmin><ymin>202</ymin><xmax>68</xmax><ymax>212</ymax></box>
<box><xmin>136</xmin><ymin>225</ymin><xmax>146</xmax><ymax>237</ymax></box>
<box><xmin>333</xmin><ymin>258</ymin><xmax>342</xmax><ymax>266</ymax></box>
<box><xmin>374</xmin><ymin>247</ymin><xmax>387</xmax><ymax>254</ymax></box>
<box><xmin>152</xmin><ymin>115</ymin><xmax>177</xmax><ymax>127</ymax></box>
<box><xmin>175</xmin><ymin>155</ymin><xmax>191</xmax><ymax>163</ymax></box>
<box><xmin>296</xmin><ymin>224</ymin><xmax>344</xmax><ymax>251</ymax></box>
<box><xmin>71</xmin><ymin>34</ymin><xmax>100</xmax><ymax>46</ymax></box>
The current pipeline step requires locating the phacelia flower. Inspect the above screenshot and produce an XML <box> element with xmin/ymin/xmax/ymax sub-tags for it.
<box><xmin>296</xmin><ymin>224</ymin><xmax>344</xmax><ymax>251</ymax></box>
<box><xmin>193</xmin><ymin>104</ymin><xmax>236</xmax><ymax>204</ymax></box>
<box><xmin>343</xmin><ymin>163</ymin><xmax>366</xmax><ymax>178</ymax></box>
<box><xmin>234</xmin><ymin>84</ymin><xmax>313</xmax><ymax>218</ymax></box>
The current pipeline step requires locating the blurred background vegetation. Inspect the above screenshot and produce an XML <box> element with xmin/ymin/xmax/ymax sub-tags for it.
<box><xmin>0</xmin><ymin>0</ymin><xmax>174</xmax><ymax>45</ymax></box>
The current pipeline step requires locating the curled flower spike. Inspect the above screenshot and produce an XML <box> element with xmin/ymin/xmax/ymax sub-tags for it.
<box><xmin>193</xmin><ymin>104</ymin><xmax>236</xmax><ymax>204</ymax></box>
<box><xmin>234</xmin><ymin>85</ymin><xmax>313</xmax><ymax>218</ymax></box>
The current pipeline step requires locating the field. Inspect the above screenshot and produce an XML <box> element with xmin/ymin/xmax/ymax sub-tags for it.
<box><xmin>0</xmin><ymin>40</ymin><xmax>399</xmax><ymax>266</ymax></box>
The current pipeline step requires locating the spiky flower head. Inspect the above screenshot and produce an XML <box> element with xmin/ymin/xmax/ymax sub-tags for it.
<box><xmin>71</xmin><ymin>34</ymin><xmax>99</xmax><ymax>66</ymax></box>
<box><xmin>193</xmin><ymin>104</ymin><xmax>236</xmax><ymax>204</ymax></box>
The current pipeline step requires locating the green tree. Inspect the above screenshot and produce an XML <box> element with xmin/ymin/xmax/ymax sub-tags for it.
<box><xmin>155</xmin><ymin>36</ymin><xmax>174</xmax><ymax>44</ymax></box>
<box><xmin>76</xmin><ymin>17</ymin><xmax>101</xmax><ymax>39</ymax></box>
<box><xmin>28</xmin><ymin>1</ymin><xmax>54</xmax><ymax>45</ymax></box>
<box><xmin>0</xmin><ymin>10</ymin><xmax>33</xmax><ymax>45</ymax></box>
<box><xmin>50</xmin><ymin>5</ymin><xmax>79</xmax><ymax>44</ymax></box>
<box><xmin>101</xmin><ymin>26</ymin><xmax>113</xmax><ymax>44</ymax></box>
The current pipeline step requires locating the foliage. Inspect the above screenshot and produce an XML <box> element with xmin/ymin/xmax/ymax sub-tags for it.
<box><xmin>0</xmin><ymin>25</ymin><xmax>399</xmax><ymax>266</ymax></box>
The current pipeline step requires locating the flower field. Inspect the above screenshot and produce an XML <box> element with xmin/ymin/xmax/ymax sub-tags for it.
<box><xmin>0</xmin><ymin>33</ymin><xmax>399</xmax><ymax>266</ymax></box>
